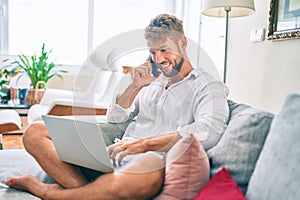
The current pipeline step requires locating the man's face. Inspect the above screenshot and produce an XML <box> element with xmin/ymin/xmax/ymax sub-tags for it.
<box><xmin>148</xmin><ymin>37</ymin><xmax>185</xmax><ymax>77</ymax></box>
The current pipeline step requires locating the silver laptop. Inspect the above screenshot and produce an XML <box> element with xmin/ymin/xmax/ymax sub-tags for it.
<box><xmin>42</xmin><ymin>115</ymin><xmax>114</xmax><ymax>173</ymax></box>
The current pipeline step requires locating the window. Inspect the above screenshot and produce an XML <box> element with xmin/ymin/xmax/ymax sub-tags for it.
<box><xmin>93</xmin><ymin>0</ymin><xmax>165</xmax><ymax>48</ymax></box>
<box><xmin>7</xmin><ymin>0</ymin><xmax>88</xmax><ymax>65</ymax></box>
<box><xmin>0</xmin><ymin>0</ymin><xmax>166</xmax><ymax>65</ymax></box>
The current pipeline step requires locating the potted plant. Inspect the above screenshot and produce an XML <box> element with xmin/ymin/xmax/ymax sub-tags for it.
<box><xmin>13</xmin><ymin>43</ymin><xmax>67</xmax><ymax>105</ymax></box>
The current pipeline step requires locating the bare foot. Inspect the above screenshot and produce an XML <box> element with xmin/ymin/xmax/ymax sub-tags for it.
<box><xmin>5</xmin><ymin>175</ymin><xmax>63</xmax><ymax>198</ymax></box>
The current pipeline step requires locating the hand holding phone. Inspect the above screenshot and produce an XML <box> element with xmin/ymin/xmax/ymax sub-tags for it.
<box><xmin>149</xmin><ymin>56</ymin><xmax>158</xmax><ymax>77</ymax></box>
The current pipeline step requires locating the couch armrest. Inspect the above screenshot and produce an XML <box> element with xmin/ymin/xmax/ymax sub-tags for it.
<box><xmin>27</xmin><ymin>104</ymin><xmax>49</xmax><ymax>124</ymax></box>
<box><xmin>39</xmin><ymin>89</ymin><xmax>74</xmax><ymax>106</ymax></box>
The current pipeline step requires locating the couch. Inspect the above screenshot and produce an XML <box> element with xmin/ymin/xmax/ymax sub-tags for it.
<box><xmin>0</xmin><ymin>93</ymin><xmax>299</xmax><ymax>200</ymax></box>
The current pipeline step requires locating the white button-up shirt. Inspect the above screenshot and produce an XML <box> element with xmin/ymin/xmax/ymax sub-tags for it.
<box><xmin>107</xmin><ymin>68</ymin><xmax>229</xmax><ymax>150</ymax></box>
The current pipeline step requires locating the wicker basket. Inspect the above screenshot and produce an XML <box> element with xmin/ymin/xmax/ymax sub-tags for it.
<box><xmin>25</xmin><ymin>81</ymin><xmax>47</xmax><ymax>106</ymax></box>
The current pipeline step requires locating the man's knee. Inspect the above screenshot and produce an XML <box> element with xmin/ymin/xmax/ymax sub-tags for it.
<box><xmin>112</xmin><ymin>152</ymin><xmax>165</xmax><ymax>199</ymax></box>
<box><xmin>23</xmin><ymin>121</ymin><xmax>47</xmax><ymax>150</ymax></box>
<box><xmin>112</xmin><ymin>169</ymin><xmax>164</xmax><ymax>199</ymax></box>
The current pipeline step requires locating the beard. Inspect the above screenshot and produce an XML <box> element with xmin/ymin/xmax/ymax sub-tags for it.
<box><xmin>161</xmin><ymin>57</ymin><xmax>184</xmax><ymax>77</ymax></box>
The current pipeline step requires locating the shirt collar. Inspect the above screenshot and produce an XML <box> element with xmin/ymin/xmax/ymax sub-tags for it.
<box><xmin>185</xmin><ymin>68</ymin><xmax>202</xmax><ymax>79</ymax></box>
<box><xmin>154</xmin><ymin>67</ymin><xmax>202</xmax><ymax>86</ymax></box>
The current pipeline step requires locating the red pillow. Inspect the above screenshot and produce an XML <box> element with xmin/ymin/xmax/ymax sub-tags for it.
<box><xmin>193</xmin><ymin>167</ymin><xmax>247</xmax><ymax>200</ymax></box>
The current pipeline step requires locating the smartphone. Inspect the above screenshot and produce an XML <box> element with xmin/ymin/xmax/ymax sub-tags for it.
<box><xmin>149</xmin><ymin>56</ymin><xmax>158</xmax><ymax>77</ymax></box>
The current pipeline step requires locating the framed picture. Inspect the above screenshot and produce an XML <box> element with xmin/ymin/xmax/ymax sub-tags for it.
<box><xmin>268</xmin><ymin>0</ymin><xmax>300</xmax><ymax>40</ymax></box>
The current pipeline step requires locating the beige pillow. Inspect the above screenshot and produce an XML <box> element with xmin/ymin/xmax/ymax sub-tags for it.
<box><xmin>154</xmin><ymin>134</ymin><xmax>210</xmax><ymax>200</ymax></box>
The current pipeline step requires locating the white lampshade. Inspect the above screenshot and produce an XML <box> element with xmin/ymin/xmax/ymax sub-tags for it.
<box><xmin>202</xmin><ymin>0</ymin><xmax>255</xmax><ymax>18</ymax></box>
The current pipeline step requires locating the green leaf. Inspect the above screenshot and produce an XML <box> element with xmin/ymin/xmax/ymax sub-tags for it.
<box><xmin>13</xmin><ymin>43</ymin><xmax>68</xmax><ymax>88</ymax></box>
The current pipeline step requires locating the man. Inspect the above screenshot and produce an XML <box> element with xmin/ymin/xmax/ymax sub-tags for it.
<box><xmin>5</xmin><ymin>14</ymin><xmax>229</xmax><ymax>199</ymax></box>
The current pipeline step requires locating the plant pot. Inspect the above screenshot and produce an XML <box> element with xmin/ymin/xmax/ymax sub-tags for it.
<box><xmin>25</xmin><ymin>89</ymin><xmax>45</xmax><ymax>106</ymax></box>
<box><xmin>25</xmin><ymin>81</ymin><xmax>46</xmax><ymax>106</ymax></box>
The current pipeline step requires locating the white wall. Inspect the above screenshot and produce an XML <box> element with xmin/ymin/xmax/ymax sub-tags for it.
<box><xmin>227</xmin><ymin>0</ymin><xmax>300</xmax><ymax>114</ymax></box>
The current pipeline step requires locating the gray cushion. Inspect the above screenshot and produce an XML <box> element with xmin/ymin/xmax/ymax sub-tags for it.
<box><xmin>207</xmin><ymin>100</ymin><xmax>274</xmax><ymax>193</ymax></box>
<box><xmin>0</xmin><ymin>149</ymin><xmax>54</xmax><ymax>200</ymax></box>
<box><xmin>99</xmin><ymin>121</ymin><xmax>129</xmax><ymax>146</ymax></box>
<box><xmin>246</xmin><ymin>93</ymin><xmax>300</xmax><ymax>200</ymax></box>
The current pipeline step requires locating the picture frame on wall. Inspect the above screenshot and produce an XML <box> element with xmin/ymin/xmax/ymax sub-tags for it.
<box><xmin>268</xmin><ymin>0</ymin><xmax>300</xmax><ymax>40</ymax></box>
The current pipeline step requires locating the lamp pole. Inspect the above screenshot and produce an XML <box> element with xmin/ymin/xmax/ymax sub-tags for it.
<box><xmin>223</xmin><ymin>6</ymin><xmax>231</xmax><ymax>84</ymax></box>
<box><xmin>202</xmin><ymin>0</ymin><xmax>255</xmax><ymax>83</ymax></box>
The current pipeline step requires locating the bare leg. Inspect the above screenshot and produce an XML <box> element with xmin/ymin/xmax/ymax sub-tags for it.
<box><xmin>23</xmin><ymin>121</ymin><xmax>88</xmax><ymax>188</ymax></box>
<box><xmin>6</xmin><ymin>152</ymin><xmax>164</xmax><ymax>200</ymax></box>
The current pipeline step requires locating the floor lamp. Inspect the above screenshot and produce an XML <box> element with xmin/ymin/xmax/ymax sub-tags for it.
<box><xmin>202</xmin><ymin>0</ymin><xmax>255</xmax><ymax>84</ymax></box>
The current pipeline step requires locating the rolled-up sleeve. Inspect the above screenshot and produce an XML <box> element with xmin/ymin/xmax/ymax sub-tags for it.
<box><xmin>177</xmin><ymin>81</ymin><xmax>229</xmax><ymax>150</ymax></box>
<box><xmin>107</xmin><ymin>94</ymin><xmax>139</xmax><ymax>123</ymax></box>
